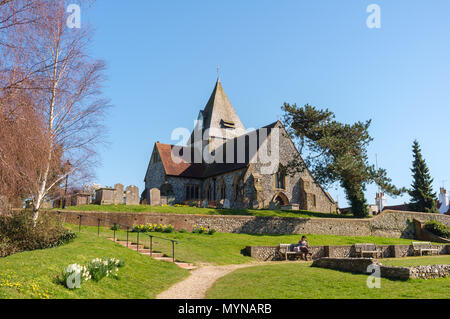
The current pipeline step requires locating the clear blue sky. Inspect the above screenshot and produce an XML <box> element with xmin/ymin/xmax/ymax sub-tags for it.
<box><xmin>84</xmin><ymin>0</ymin><xmax>450</xmax><ymax>207</ymax></box>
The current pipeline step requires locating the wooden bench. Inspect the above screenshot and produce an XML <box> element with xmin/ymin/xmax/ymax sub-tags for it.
<box><xmin>412</xmin><ymin>242</ymin><xmax>439</xmax><ymax>256</ymax></box>
<box><xmin>278</xmin><ymin>244</ymin><xmax>310</xmax><ymax>261</ymax></box>
<box><xmin>354</xmin><ymin>243</ymin><xmax>382</xmax><ymax>258</ymax></box>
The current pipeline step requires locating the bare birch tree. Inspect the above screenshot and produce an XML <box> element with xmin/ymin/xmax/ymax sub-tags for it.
<box><xmin>29</xmin><ymin>1</ymin><xmax>108</xmax><ymax>221</ymax></box>
<box><xmin>0</xmin><ymin>1</ymin><xmax>108</xmax><ymax>220</ymax></box>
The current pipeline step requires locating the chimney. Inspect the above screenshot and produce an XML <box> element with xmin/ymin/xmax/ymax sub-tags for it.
<box><xmin>439</xmin><ymin>188</ymin><xmax>449</xmax><ymax>214</ymax></box>
<box><xmin>375</xmin><ymin>192</ymin><xmax>387</xmax><ymax>213</ymax></box>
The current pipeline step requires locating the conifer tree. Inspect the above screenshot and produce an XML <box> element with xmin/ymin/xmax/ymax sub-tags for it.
<box><xmin>409</xmin><ymin>140</ymin><xmax>438</xmax><ymax>213</ymax></box>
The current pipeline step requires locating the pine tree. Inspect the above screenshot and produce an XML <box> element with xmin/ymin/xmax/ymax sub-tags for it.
<box><xmin>408</xmin><ymin>140</ymin><xmax>438</xmax><ymax>213</ymax></box>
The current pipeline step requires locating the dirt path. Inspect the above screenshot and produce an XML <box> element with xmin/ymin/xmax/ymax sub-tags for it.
<box><xmin>157</xmin><ymin>263</ymin><xmax>261</xmax><ymax>299</ymax></box>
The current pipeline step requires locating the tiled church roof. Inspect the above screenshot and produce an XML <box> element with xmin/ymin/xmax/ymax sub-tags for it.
<box><xmin>155</xmin><ymin>143</ymin><xmax>205</xmax><ymax>178</ymax></box>
<box><xmin>156</xmin><ymin>121</ymin><xmax>279</xmax><ymax>179</ymax></box>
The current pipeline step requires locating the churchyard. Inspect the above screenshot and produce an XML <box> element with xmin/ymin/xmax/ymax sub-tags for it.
<box><xmin>0</xmin><ymin>218</ymin><xmax>448</xmax><ymax>299</ymax></box>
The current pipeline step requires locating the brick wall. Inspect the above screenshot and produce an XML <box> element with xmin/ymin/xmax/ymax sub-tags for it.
<box><xmin>50</xmin><ymin>209</ymin><xmax>450</xmax><ymax>238</ymax></box>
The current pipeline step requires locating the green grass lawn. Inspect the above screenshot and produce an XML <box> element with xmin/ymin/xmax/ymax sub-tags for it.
<box><xmin>381</xmin><ymin>255</ymin><xmax>450</xmax><ymax>267</ymax></box>
<box><xmin>0</xmin><ymin>230</ymin><xmax>189</xmax><ymax>299</ymax></box>
<box><xmin>59</xmin><ymin>204</ymin><xmax>360</xmax><ymax>219</ymax></box>
<box><xmin>74</xmin><ymin>224</ymin><xmax>418</xmax><ymax>266</ymax></box>
<box><xmin>206</xmin><ymin>262</ymin><xmax>450</xmax><ymax>299</ymax></box>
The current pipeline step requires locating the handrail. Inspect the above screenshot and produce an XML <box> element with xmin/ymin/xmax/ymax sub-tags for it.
<box><xmin>139</xmin><ymin>231</ymin><xmax>178</xmax><ymax>262</ymax></box>
<box><xmin>73</xmin><ymin>217</ymin><xmax>179</xmax><ymax>263</ymax></box>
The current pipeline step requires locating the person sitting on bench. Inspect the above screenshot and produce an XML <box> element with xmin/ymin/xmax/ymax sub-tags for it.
<box><xmin>294</xmin><ymin>236</ymin><xmax>312</xmax><ymax>259</ymax></box>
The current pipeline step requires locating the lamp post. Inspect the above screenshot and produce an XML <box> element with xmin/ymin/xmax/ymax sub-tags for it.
<box><xmin>62</xmin><ymin>160</ymin><xmax>71</xmax><ymax>209</ymax></box>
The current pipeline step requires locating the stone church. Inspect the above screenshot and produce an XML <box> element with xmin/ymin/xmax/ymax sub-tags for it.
<box><xmin>142</xmin><ymin>79</ymin><xmax>337</xmax><ymax>213</ymax></box>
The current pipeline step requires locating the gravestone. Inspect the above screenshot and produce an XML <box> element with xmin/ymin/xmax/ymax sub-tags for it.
<box><xmin>125</xmin><ymin>185</ymin><xmax>139</xmax><ymax>206</ymax></box>
<box><xmin>150</xmin><ymin>188</ymin><xmax>161</xmax><ymax>206</ymax></box>
<box><xmin>223</xmin><ymin>199</ymin><xmax>231</xmax><ymax>209</ymax></box>
<box><xmin>114</xmin><ymin>183</ymin><xmax>124</xmax><ymax>204</ymax></box>
<box><xmin>201</xmin><ymin>200</ymin><xmax>208</xmax><ymax>208</ymax></box>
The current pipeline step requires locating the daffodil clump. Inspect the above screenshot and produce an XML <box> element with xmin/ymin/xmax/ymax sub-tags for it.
<box><xmin>60</xmin><ymin>258</ymin><xmax>125</xmax><ymax>289</ymax></box>
<box><xmin>133</xmin><ymin>223</ymin><xmax>174</xmax><ymax>233</ymax></box>
<box><xmin>192</xmin><ymin>225</ymin><xmax>216</xmax><ymax>235</ymax></box>
<box><xmin>88</xmin><ymin>258</ymin><xmax>125</xmax><ymax>282</ymax></box>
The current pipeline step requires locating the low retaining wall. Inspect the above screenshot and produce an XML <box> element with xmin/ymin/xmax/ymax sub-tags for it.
<box><xmin>246</xmin><ymin>244</ymin><xmax>450</xmax><ymax>261</ymax></box>
<box><xmin>312</xmin><ymin>258</ymin><xmax>450</xmax><ymax>280</ymax></box>
<box><xmin>49</xmin><ymin>209</ymin><xmax>450</xmax><ymax>238</ymax></box>
<box><xmin>413</xmin><ymin>219</ymin><xmax>450</xmax><ymax>244</ymax></box>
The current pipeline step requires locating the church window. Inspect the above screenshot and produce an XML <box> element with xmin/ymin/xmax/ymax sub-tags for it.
<box><xmin>275</xmin><ymin>166</ymin><xmax>286</xmax><ymax>190</ymax></box>
<box><xmin>185</xmin><ymin>185</ymin><xmax>200</xmax><ymax>201</ymax></box>
<box><xmin>219</xmin><ymin>179</ymin><xmax>226</xmax><ymax>200</ymax></box>
<box><xmin>234</xmin><ymin>175</ymin><xmax>244</xmax><ymax>200</ymax></box>
<box><xmin>207</xmin><ymin>182</ymin><xmax>215</xmax><ymax>201</ymax></box>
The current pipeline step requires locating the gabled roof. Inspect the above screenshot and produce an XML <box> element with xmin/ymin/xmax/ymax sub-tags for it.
<box><xmin>202</xmin><ymin>121</ymin><xmax>279</xmax><ymax>177</ymax></box>
<box><xmin>155</xmin><ymin>143</ymin><xmax>205</xmax><ymax>178</ymax></box>
<box><xmin>156</xmin><ymin>121</ymin><xmax>280</xmax><ymax>179</ymax></box>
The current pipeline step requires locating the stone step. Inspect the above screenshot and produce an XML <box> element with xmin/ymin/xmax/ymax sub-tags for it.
<box><xmin>140</xmin><ymin>252</ymin><xmax>164</xmax><ymax>258</ymax></box>
<box><xmin>109</xmin><ymin>237</ymin><xmax>193</xmax><ymax>270</ymax></box>
<box><xmin>128</xmin><ymin>244</ymin><xmax>146</xmax><ymax>249</ymax></box>
<box><xmin>153</xmin><ymin>256</ymin><xmax>175</xmax><ymax>262</ymax></box>
<box><xmin>175</xmin><ymin>262</ymin><xmax>197</xmax><ymax>270</ymax></box>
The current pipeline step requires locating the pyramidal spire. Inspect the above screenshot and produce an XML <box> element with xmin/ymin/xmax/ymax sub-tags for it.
<box><xmin>202</xmin><ymin>78</ymin><xmax>245</xmax><ymax>134</ymax></box>
<box><xmin>189</xmin><ymin>78</ymin><xmax>246</xmax><ymax>151</ymax></box>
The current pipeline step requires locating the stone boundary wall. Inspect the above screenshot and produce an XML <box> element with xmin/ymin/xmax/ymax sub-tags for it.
<box><xmin>48</xmin><ymin>209</ymin><xmax>450</xmax><ymax>238</ymax></box>
<box><xmin>312</xmin><ymin>258</ymin><xmax>450</xmax><ymax>280</ymax></box>
<box><xmin>246</xmin><ymin>244</ymin><xmax>450</xmax><ymax>261</ymax></box>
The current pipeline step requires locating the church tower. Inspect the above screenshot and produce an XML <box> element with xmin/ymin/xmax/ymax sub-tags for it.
<box><xmin>190</xmin><ymin>78</ymin><xmax>246</xmax><ymax>152</ymax></box>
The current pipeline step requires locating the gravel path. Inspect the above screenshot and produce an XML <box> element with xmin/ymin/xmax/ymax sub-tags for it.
<box><xmin>157</xmin><ymin>263</ymin><xmax>261</xmax><ymax>299</ymax></box>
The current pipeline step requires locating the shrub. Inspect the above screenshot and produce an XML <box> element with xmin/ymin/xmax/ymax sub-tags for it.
<box><xmin>0</xmin><ymin>210</ymin><xmax>77</xmax><ymax>257</ymax></box>
<box><xmin>425</xmin><ymin>220</ymin><xmax>450</xmax><ymax>239</ymax></box>
<box><xmin>110</xmin><ymin>224</ymin><xmax>121</xmax><ymax>231</ymax></box>
<box><xmin>208</xmin><ymin>229</ymin><xmax>216</xmax><ymax>235</ymax></box>
<box><xmin>162</xmin><ymin>225</ymin><xmax>175</xmax><ymax>233</ymax></box>
<box><xmin>178</xmin><ymin>229</ymin><xmax>187</xmax><ymax>233</ymax></box>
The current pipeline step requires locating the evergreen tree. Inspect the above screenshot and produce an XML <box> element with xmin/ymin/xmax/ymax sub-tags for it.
<box><xmin>408</xmin><ymin>140</ymin><xmax>438</xmax><ymax>213</ymax></box>
<box><xmin>282</xmin><ymin>103</ymin><xmax>405</xmax><ymax>218</ymax></box>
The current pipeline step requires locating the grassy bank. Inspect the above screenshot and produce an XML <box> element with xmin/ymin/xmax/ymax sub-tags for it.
<box><xmin>381</xmin><ymin>255</ymin><xmax>450</xmax><ymax>267</ymax></box>
<box><xmin>73</xmin><ymin>224</ymin><xmax>418</xmax><ymax>266</ymax></box>
<box><xmin>0</xmin><ymin>230</ymin><xmax>189</xmax><ymax>299</ymax></box>
<box><xmin>206</xmin><ymin>262</ymin><xmax>450</xmax><ymax>299</ymax></box>
<box><xmin>60</xmin><ymin>204</ymin><xmax>359</xmax><ymax>219</ymax></box>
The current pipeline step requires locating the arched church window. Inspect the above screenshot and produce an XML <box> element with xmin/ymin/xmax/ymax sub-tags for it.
<box><xmin>233</xmin><ymin>175</ymin><xmax>244</xmax><ymax>200</ymax></box>
<box><xmin>275</xmin><ymin>165</ymin><xmax>286</xmax><ymax>190</ymax></box>
<box><xmin>219</xmin><ymin>178</ymin><xmax>226</xmax><ymax>200</ymax></box>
